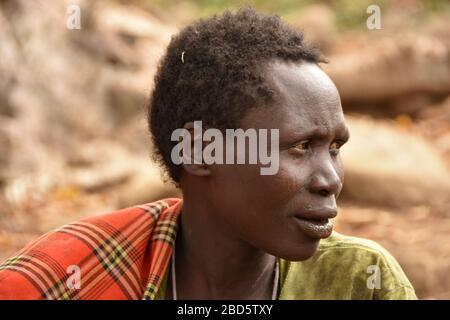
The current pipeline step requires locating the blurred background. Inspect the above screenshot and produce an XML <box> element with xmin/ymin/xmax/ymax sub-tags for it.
<box><xmin>0</xmin><ymin>0</ymin><xmax>449</xmax><ymax>299</ymax></box>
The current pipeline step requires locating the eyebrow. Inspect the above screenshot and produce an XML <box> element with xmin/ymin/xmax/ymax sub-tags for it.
<box><xmin>307</xmin><ymin>123</ymin><xmax>349</xmax><ymax>137</ymax></box>
<box><xmin>283</xmin><ymin>124</ymin><xmax>350</xmax><ymax>147</ymax></box>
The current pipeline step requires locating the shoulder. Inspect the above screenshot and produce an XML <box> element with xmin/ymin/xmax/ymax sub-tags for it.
<box><xmin>279</xmin><ymin>231</ymin><xmax>417</xmax><ymax>300</ymax></box>
<box><xmin>0</xmin><ymin>198</ymin><xmax>182</xmax><ymax>300</ymax></box>
<box><xmin>80</xmin><ymin>198</ymin><xmax>180</xmax><ymax>225</ymax></box>
<box><xmin>318</xmin><ymin>231</ymin><xmax>402</xmax><ymax>267</ymax></box>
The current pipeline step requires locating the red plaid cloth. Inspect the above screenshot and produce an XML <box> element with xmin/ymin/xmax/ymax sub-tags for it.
<box><xmin>0</xmin><ymin>198</ymin><xmax>182</xmax><ymax>300</ymax></box>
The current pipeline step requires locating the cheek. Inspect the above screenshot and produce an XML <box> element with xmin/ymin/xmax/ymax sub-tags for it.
<box><xmin>216</xmin><ymin>156</ymin><xmax>310</xmax><ymax>206</ymax></box>
<box><xmin>208</xmin><ymin>162</ymin><xmax>299</xmax><ymax>220</ymax></box>
<box><xmin>331</xmin><ymin>155</ymin><xmax>345</xmax><ymax>191</ymax></box>
<box><xmin>275</xmin><ymin>155</ymin><xmax>310</xmax><ymax>197</ymax></box>
<box><xmin>337</xmin><ymin>156</ymin><xmax>344</xmax><ymax>183</ymax></box>
<box><xmin>208</xmin><ymin>164</ymin><xmax>264</xmax><ymax>212</ymax></box>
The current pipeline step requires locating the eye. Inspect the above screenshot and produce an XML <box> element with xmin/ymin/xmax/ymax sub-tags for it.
<box><xmin>330</xmin><ymin>141</ymin><xmax>343</xmax><ymax>156</ymax></box>
<box><xmin>292</xmin><ymin>141</ymin><xmax>310</xmax><ymax>152</ymax></box>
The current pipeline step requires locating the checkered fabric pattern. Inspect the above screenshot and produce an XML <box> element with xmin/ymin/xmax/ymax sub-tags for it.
<box><xmin>0</xmin><ymin>198</ymin><xmax>182</xmax><ymax>300</ymax></box>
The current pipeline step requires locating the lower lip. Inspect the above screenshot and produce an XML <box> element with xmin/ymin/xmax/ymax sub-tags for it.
<box><xmin>293</xmin><ymin>217</ymin><xmax>333</xmax><ymax>239</ymax></box>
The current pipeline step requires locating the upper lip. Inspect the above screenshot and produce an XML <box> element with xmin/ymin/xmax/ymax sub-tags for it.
<box><xmin>293</xmin><ymin>207</ymin><xmax>338</xmax><ymax>221</ymax></box>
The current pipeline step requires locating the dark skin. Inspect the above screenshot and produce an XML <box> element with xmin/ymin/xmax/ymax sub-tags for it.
<box><xmin>165</xmin><ymin>60</ymin><xmax>350</xmax><ymax>299</ymax></box>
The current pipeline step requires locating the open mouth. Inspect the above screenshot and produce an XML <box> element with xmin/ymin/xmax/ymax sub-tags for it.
<box><xmin>293</xmin><ymin>216</ymin><xmax>334</xmax><ymax>239</ymax></box>
<box><xmin>305</xmin><ymin>217</ymin><xmax>328</xmax><ymax>224</ymax></box>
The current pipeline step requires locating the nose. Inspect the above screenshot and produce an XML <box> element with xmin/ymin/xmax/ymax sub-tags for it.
<box><xmin>308</xmin><ymin>159</ymin><xmax>342</xmax><ymax>197</ymax></box>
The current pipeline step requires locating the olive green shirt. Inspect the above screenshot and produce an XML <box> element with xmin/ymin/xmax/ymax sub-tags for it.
<box><xmin>155</xmin><ymin>231</ymin><xmax>417</xmax><ymax>300</ymax></box>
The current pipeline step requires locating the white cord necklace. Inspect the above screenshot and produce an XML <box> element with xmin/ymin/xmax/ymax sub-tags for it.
<box><xmin>170</xmin><ymin>247</ymin><xmax>279</xmax><ymax>300</ymax></box>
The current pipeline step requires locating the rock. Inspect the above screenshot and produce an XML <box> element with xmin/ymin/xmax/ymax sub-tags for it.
<box><xmin>416</xmin><ymin>96</ymin><xmax>450</xmax><ymax>163</ymax></box>
<box><xmin>116</xmin><ymin>160</ymin><xmax>180</xmax><ymax>208</ymax></box>
<box><xmin>284</xmin><ymin>4</ymin><xmax>337</xmax><ymax>53</ymax></box>
<box><xmin>106</xmin><ymin>79</ymin><xmax>147</xmax><ymax>128</ymax></box>
<box><xmin>67</xmin><ymin>141</ymin><xmax>135</xmax><ymax>192</ymax></box>
<box><xmin>324</xmin><ymin>31</ymin><xmax>450</xmax><ymax>115</ymax></box>
<box><xmin>340</xmin><ymin>115</ymin><xmax>450</xmax><ymax>213</ymax></box>
<box><xmin>65</xmin><ymin>139</ymin><xmax>179</xmax><ymax>204</ymax></box>
<box><xmin>0</xmin><ymin>0</ymin><xmax>177</xmax><ymax>197</ymax></box>
<box><xmin>0</xmin><ymin>125</ymin><xmax>11</xmax><ymax>185</ymax></box>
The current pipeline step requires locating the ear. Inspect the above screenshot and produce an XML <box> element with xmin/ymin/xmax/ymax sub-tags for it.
<box><xmin>181</xmin><ymin>122</ymin><xmax>211</xmax><ymax>177</ymax></box>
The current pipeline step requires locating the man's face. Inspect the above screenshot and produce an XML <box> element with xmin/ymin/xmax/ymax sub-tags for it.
<box><xmin>206</xmin><ymin>60</ymin><xmax>350</xmax><ymax>261</ymax></box>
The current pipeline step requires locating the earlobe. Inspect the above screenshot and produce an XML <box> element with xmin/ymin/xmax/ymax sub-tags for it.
<box><xmin>181</xmin><ymin>121</ymin><xmax>211</xmax><ymax>177</ymax></box>
<box><xmin>182</xmin><ymin>163</ymin><xmax>211</xmax><ymax>177</ymax></box>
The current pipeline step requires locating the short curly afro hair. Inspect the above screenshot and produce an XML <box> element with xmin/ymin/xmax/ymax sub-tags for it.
<box><xmin>148</xmin><ymin>7</ymin><xmax>323</xmax><ymax>184</ymax></box>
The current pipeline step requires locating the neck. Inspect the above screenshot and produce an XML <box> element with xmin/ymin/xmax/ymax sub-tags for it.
<box><xmin>173</xmin><ymin>191</ymin><xmax>277</xmax><ymax>299</ymax></box>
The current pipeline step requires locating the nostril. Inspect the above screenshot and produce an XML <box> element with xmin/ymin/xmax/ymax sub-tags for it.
<box><xmin>309</xmin><ymin>168</ymin><xmax>341</xmax><ymax>195</ymax></box>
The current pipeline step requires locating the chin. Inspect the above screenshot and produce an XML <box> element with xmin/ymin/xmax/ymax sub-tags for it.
<box><xmin>279</xmin><ymin>237</ymin><xmax>321</xmax><ymax>262</ymax></box>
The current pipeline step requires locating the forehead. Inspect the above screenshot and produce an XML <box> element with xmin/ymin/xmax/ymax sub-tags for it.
<box><xmin>241</xmin><ymin>60</ymin><xmax>346</xmax><ymax>137</ymax></box>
